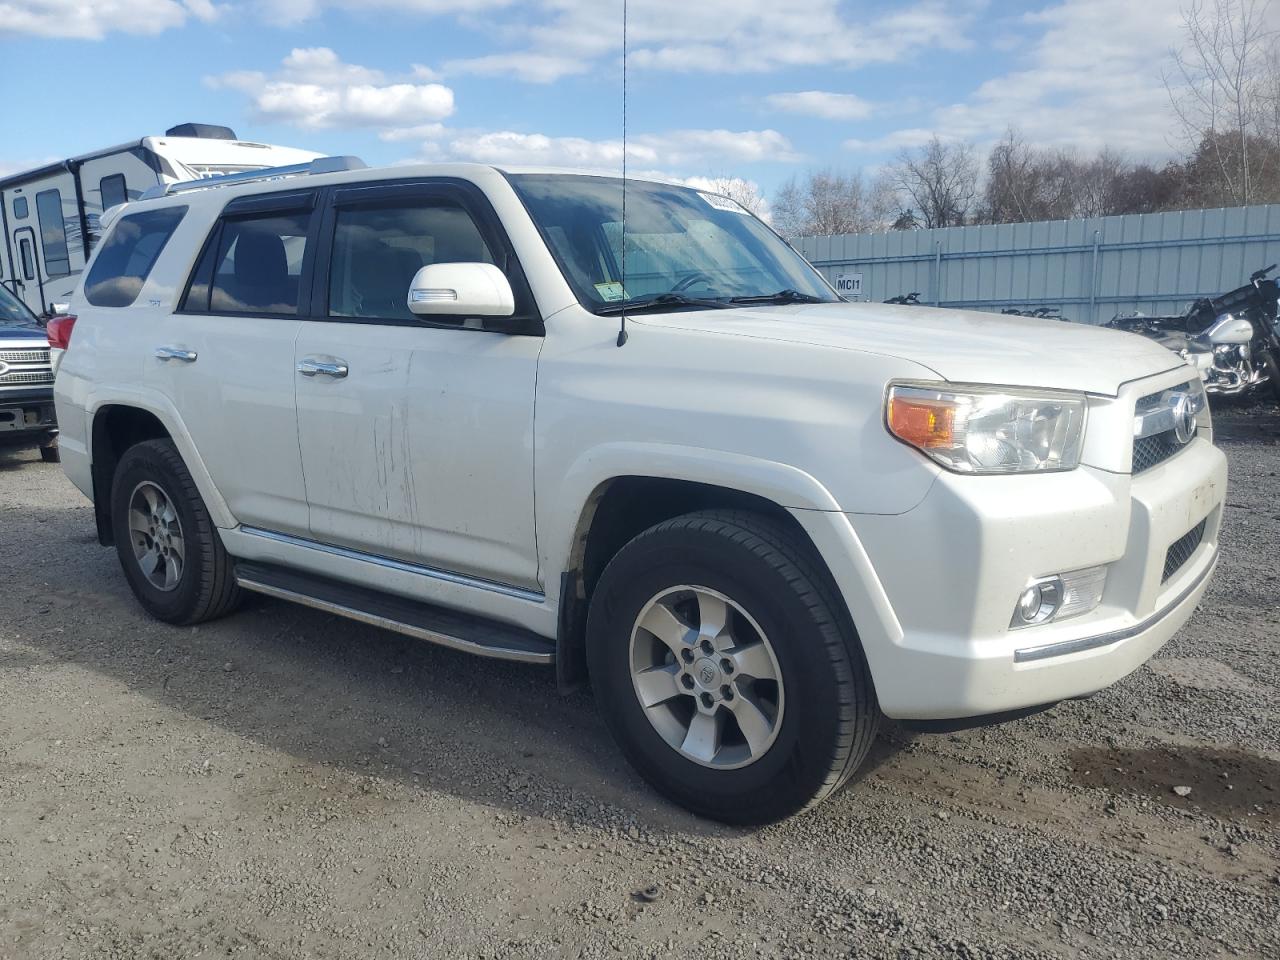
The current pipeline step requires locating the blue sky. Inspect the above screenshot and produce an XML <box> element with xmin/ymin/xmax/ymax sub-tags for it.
<box><xmin>2</xmin><ymin>1</ymin><xmax>1193</xmax><ymax>198</ymax></box>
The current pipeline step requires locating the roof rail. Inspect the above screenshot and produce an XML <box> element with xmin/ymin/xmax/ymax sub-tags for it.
<box><xmin>139</xmin><ymin>155</ymin><xmax>367</xmax><ymax>200</ymax></box>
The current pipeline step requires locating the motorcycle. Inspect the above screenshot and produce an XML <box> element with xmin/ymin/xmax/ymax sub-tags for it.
<box><xmin>1002</xmin><ymin>306</ymin><xmax>1069</xmax><ymax>321</ymax></box>
<box><xmin>1107</xmin><ymin>264</ymin><xmax>1280</xmax><ymax>401</ymax></box>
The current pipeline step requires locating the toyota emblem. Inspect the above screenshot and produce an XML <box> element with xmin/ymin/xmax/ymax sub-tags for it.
<box><xmin>1171</xmin><ymin>392</ymin><xmax>1197</xmax><ymax>445</ymax></box>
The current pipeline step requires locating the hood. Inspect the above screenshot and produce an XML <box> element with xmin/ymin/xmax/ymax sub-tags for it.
<box><xmin>634</xmin><ymin>302</ymin><xmax>1187</xmax><ymax>396</ymax></box>
<box><xmin>0</xmin><ymin>322</ymin><xmax>47</xmax><ymax>342</ymax></box>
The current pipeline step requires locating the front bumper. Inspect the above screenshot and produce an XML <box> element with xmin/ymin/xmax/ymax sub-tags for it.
<box><xmin>0</xmin><ymin>391</ymin><xmax>57</xmax><ymax>447</ymax></box>
<box><xmin>792</xmin><ymin>396</ymin><xmax>1227</xmax><ymax>721</ymax></box>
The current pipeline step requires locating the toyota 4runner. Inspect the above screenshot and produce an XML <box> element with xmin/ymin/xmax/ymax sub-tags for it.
<box><xmin>53</xmin><ymin>158</ymin><xmax>1227</xmax><ymax>823</ymax></box>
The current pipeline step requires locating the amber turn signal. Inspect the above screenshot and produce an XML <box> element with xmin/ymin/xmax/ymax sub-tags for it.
<box><xmin>887</xmin><ymin>395</ymin><xmax>958</xmax><ymax>449</ymax></box>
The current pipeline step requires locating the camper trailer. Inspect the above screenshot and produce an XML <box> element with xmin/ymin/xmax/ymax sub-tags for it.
<box><xmin>0</xmin><ymin>123</ymin><xmax>320</xmax><ymax>315</ymax></box>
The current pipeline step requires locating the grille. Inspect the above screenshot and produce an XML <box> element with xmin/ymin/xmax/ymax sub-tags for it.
<box><xmin>0</xmin><ymin>370</ymin><xmax>54</xmax><ymax>385</ymax></box>
<box><xmin>1163</xmin><ymin>519</ymin><xmax>1207</xmax><ymax>583</ymax></box>
<box><xmin>0</xmin><ymin>348</ymin><xmax>50</xmax><ymax>363</ymax></box>
<box><xmin>1133</xmin><ymin>430</ymin><xmax>1185</xmax><ymax>473</ymax></box>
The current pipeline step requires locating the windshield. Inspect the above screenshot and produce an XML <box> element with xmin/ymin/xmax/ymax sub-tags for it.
<box><xmin>507</xmin><ymin>174</ymin><xmax>838</xmax><ymax>313</ymax></box>
<box><xmin>0</xmin><ymin>284</ymin><xmax>38</xmax><ymax>327</ymax></box>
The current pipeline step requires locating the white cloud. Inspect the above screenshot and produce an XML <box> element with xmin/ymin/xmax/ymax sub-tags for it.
<box><xmin>444</xmin><ymin>53</ymin><xmax>589</xmax><ymax>84</ymax></box>
<box><xmin>256</xmin><ymin>0</ymin><xmax>510</xmax><ymax>27</ymax></box>
<box><xmin>0</xmin><ymin>0</ymin><xmax>217</xmax><ymax>39</ymax></box>
<box><xmin>765</xmin><ymin>91</ymin><xmax>874</xmax><ymax>121</ymax></box>
<box><xmin>378</xmin><ymin>123</ymin><xmax>447</xmax><ymax>143</ymax></box>
<box><xmin>843</xmin><ymin>128</ymin><xmax>941</xmax><ymax>153</ymax></box>
<box><xmin>207</xmin><ymin>48</ymin><xmax>454</xmax><ymax>132</ymax></box>
<box><xmin>442</xmin><ymin>128</ymin><xmax>799</xmax><ymax>170</ymax></box>
<box><xmin>857</xmin><ymin>0</ymin><xmax>1189</xmax><ymax>158</ymax></box>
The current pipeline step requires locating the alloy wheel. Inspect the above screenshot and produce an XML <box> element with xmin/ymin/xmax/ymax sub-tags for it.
<box><xmin>127</xmin><ymin>480</ymin><xmax>186</xmax><ymax>592</ymax></box>
<box><xmin>628</xmin><ymin>585</ymin><xmax>784</xmax><ymax>769</ymax></box>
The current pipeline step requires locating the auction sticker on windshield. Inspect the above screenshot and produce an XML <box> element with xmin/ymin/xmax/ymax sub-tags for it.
<box><xmin>698</xmin><ymin>192</ymin><xmax>748</xmax><ymax>214</ymax></box>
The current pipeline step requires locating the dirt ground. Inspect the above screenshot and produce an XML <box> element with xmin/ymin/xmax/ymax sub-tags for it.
<box><xmin>1</xmin><ymin>411</ymin><xmax>1277</xmax><ymax>960</ymax></box>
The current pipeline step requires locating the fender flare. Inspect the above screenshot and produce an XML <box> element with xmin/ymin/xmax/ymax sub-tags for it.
<box><xmin>85</xmin><ymin>385</ymin><xmax>237</xmax><ymax>529</ymax></box>
<box><xmin>546</xmin><ymin>440</ymin><xmax>844</xmax><ymax>590</ymax></box>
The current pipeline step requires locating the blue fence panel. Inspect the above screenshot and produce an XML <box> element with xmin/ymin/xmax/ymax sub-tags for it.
<box><xmin>796</xmin><ymin>204</ymin><xmax>1280</xmax><ymax>324</ymax></box>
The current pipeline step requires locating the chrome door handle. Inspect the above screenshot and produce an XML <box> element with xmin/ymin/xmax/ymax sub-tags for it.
<box><xmin>154</xmin><ymin>346</ymin><xmax>197</xmax><ymax>362</ymax></box>
<box><xmin>297</xmin><ymin>358</ymin><xmax>349</xmax><ymax>378</ymax></box>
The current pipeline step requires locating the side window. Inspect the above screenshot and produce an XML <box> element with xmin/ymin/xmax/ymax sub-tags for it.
<box><xmin>13</xmin><ymin>196</ymin><xmax>28</xmax><ymax>219</ymax></box>
<box><xmin>35</xmin><ymin>189</ymin><xmax>71</xmax><ymax>278</ymax></box>
<box><xmin>19</xmin><ymin>238</ymin><xmax>35</xmax><ymax>280</ymax></box>
<box><xmin>83</xmin><ymin>206</ymin><xmax>187</xmax><ymax>307</ymax></box>
<box><xmin>328</xmin><ymin>200</ymin><xmax>495</xmax><ymax>322</ymax></box>
<box><xmin>200</xmin><ymin>210</ymin><xmax>313</xmax><ymax>315</ymax></box>
<box><xmin>100</xmin><ymin>174</ymin><xmax>128</xmax><ymax>210</ymax></box>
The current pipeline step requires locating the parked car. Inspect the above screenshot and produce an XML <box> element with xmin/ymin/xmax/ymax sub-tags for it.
<box><xmin>0</xmin><ymin>284</ymin><xmax>58</xmax><ymax>460</ymax></box>
<box><xmin>0</xmin><ymin>122</ymin><xmax>320</xmax><ymax>316</ymax></box>
<box><xmin>53</xmin><ymin>158</ymin><xmax>1227</xmax><ymax>823</ymax></box>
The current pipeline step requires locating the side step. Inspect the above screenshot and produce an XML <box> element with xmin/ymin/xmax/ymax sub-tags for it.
<box><xmin>234</xmin><ymin>561</ymin><xmax>555</xmax><ymax>665</ymax></box>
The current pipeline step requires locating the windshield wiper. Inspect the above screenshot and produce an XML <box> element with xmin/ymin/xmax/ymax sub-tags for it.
<box><xmin>596</xmin><ymin>292</ymin><xmax>733</xmax><ymax>315</ymax></box>
<box><xmin>727</xmin><ymin>289</ymin><xmax>826</xmax><ymax>305</ymax></box>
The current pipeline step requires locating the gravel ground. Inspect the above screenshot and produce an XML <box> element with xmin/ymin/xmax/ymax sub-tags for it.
<box><xmin>0</xmin><ymin>412</ymin><xmax>1277</xmax><ymax>960</ymax></box>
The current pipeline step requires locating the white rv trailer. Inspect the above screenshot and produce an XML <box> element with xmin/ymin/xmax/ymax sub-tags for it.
<box><xmin>0</xmin><ymin>123</ymin><xmax>320</xmax><ymax>315</ymax></box>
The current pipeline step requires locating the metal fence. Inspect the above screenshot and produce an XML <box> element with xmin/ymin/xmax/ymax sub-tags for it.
<box><xmin>795</xmin><ymin>204</ymin><xmax>1280</xmax><ymax>325</ymax></box>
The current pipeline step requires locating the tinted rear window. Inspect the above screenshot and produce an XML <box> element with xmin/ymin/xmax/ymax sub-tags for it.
<box><xmin>84</xmin><ymin>206</ymin><xmax>187</xmax><ymax>307</ymax></box>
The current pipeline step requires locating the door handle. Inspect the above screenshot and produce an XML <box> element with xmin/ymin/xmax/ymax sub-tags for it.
<box><xmin>154</xmin><ymin>346</ymin><xmax>197</xmax><ymax>362</ymax></box>
<box><xmin>297</xmin><ymin>358</ymin><xmax>349</xmax><ymax>379</ymax></box>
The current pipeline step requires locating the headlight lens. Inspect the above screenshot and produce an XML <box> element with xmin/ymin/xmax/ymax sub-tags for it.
<box><xmin>887</xmin><ymin>382</ymin><xmax>1087</xmax><ymax>474</ymax></box>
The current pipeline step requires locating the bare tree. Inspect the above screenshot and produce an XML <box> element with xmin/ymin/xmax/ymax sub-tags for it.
<box><xmin>769</xmin><ymin>169</ymin><xmax>882</xmax><ymax>238</ymax></box>
<box><xmin>1165</xmin><ymin>0</ymin><xmax>1279</xmax><ymax>205</ymax></box>
<box><xmin>890</xmin><ymin>136</ymin><xmax>978</xmax><ymax>228</ymax></box>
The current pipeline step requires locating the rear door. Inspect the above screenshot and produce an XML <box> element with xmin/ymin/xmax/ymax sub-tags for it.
<box><xmin>293</xmin><ymin>178</ymin><xmax>543</xmax><ymax>591</ymax></box>
<box><xmin>160</xmin><ymin>189</ymin><xmax>318</xmax><ymax>535</ymax></box>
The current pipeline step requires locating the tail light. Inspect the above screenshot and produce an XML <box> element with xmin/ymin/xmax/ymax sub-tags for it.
<box><xmin>46</xmin><ymin>313</ymin><xmax>77</xmax><ymax>350</ymax></box>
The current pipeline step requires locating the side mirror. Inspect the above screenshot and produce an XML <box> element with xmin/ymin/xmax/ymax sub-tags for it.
<box><xmin>407</xmin><ymin>262</ymin><xmax>514</xmax><ymax>318</ymax></box>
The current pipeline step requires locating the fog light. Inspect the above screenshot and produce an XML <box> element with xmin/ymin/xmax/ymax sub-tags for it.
<box><xmin>1012</xmin><ymin>579</ymin><xmax>1061</xmax><ymax>627</ymax></box>
<box><xmin>1010</xmin><ymin>565</ymin><xmax>1107</xmax><ymax>629</ymax></box>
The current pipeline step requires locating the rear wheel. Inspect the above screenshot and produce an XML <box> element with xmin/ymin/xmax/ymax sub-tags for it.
<box><xmin>587</xmin><ymin>510</ymin><xmax>879</xmax><ymax>824</ymax></box>
<box><xmin>110</xmin><ymin>439</ymin><xmax>241</xmax><ymax>625</ymax></box>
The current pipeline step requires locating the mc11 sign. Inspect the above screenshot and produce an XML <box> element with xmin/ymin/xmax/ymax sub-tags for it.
<box><xmin>834</xmin><ymin>273</ymin><xmax>863</xmax><ymax>298</ymax></box>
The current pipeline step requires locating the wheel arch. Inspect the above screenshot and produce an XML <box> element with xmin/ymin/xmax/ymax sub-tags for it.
<box><xmin>552</xmin><ymin>457</ymin><xmax>850</xmax><ymax>694</ymax></box>
<box><xmin>87</xmin><ymin>395</ymin><xmax>234</xmax><ymax>545</ymax></box>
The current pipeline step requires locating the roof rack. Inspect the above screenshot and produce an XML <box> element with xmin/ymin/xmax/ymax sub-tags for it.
<box><xmin>139</xmin><ymin>155</ymin><xmax>367</xmax><ymax>200</ymax></box>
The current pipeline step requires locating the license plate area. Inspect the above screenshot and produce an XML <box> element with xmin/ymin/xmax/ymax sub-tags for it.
<box><xmin>0</xmin><ymin>406</ymin><xmax>45</xmax><ymax>432</ymax></box>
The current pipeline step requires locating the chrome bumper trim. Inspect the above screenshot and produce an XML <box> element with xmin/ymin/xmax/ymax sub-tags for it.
<box><xmin>1014</xmin><ymin>553</ymin><xmax>1216</xmax><ymax>663</ymax></box>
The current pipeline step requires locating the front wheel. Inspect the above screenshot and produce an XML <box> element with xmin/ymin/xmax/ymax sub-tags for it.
<box><xmin>586</xmin><ymin>510</ymin><xmax>879</xmax><ymax>824</ymax></box>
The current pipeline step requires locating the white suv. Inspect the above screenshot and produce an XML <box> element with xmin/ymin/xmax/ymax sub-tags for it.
<box><xmin>53</xmin><ymin>157</ymin><xmax>1227</xmax><ymax>823</ymax></box>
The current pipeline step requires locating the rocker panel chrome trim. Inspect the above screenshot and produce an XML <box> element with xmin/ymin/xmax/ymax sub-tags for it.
<box><xmin>237</xmin><ymin>525</ymin><xmax>545</xmax><ymax>604</ymax></box>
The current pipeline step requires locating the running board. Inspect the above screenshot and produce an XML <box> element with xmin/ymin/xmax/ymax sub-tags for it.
<box><xmin>234</xmin><ymin>561</ymin><xmax>555</xmax><ymax>665</ymax></box>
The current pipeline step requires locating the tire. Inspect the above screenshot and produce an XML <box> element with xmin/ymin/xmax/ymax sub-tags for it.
<box><xmin>39</xmin><ymin>441</ymin><xmax>60</xmax><ymax>463</ymax></box>
<box><xmin>110</xmin><ymin>438</ymin><xmax>242</xmax><ymax>625</ymax></box>
<box><xmin>586</xmin><ymin>509</ymin><xmax>879</xmax><ymax>824</ymax></box>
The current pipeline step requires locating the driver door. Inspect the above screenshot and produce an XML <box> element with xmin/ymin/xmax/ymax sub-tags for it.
<box><xmin>293</xmin><ymin>180</ymin><xmax>543</xmax><ymax>591</ymax></box>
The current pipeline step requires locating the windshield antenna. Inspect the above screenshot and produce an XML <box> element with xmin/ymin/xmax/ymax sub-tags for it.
<box><xmin>617</xmin><ymin>0</ymin><xmax>630</xmax><ymax>347</ymax></box>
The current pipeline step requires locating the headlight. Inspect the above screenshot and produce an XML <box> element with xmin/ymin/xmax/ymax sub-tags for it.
<box><xmin>886</xmin><ymin>382</ymin><xmax>1087</xmax><ymax>474</ymax></box>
